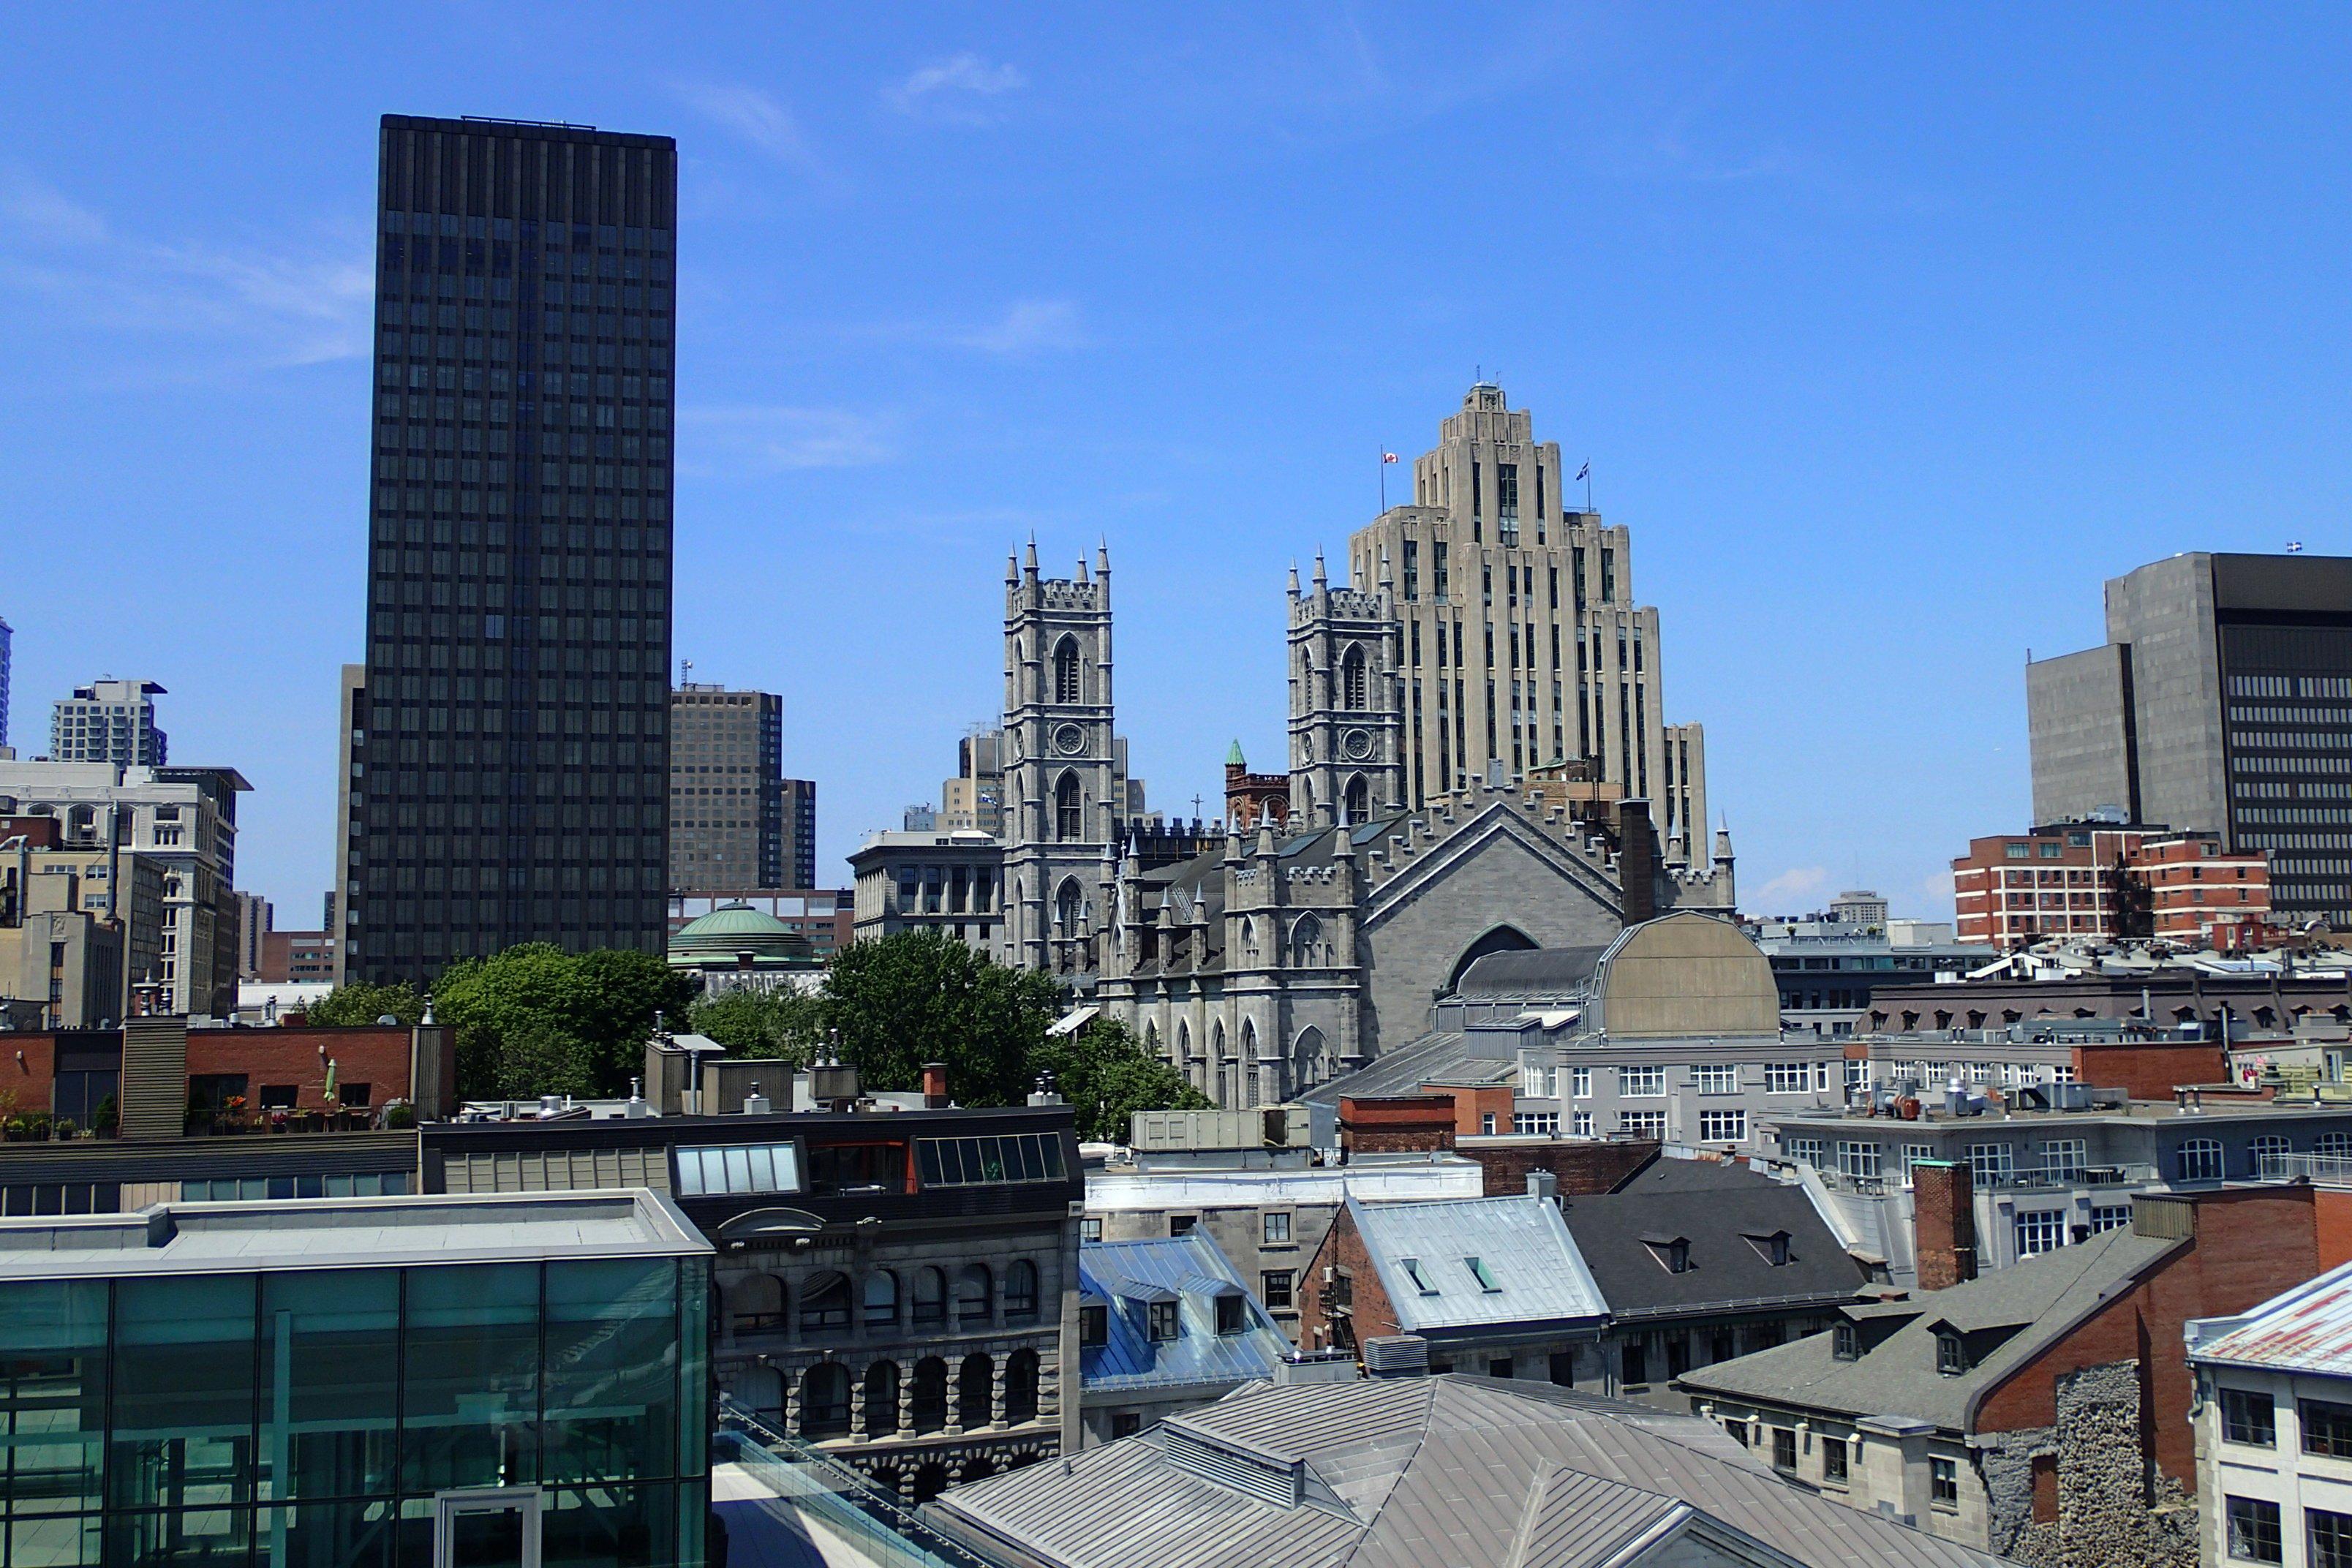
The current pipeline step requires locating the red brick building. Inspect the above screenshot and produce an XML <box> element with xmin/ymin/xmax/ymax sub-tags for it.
<box><xmin>1682</xmin><ymin>1185</ymin><xmax>2326</xmax><ymax>1563</ymax></box>
<box><xmin>1953</xmin><ymin>823</ymin><xmax>2270</xmax><ymax>948</ymax></box>
<box><xmin>0</xmin><ymin>1021</ymin><xmax>455</xmax><ymax>1132</ymax></box>
<box><xmin>1222</xmin><ymin>742</ymin><xmax>1290</xmax><ymax>832</ymax></box>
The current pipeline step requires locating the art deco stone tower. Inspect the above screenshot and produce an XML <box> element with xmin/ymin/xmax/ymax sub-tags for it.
<box><xmin>1287</xmin><ymin>552</ymin><xmax>1406</xmax><ymax>826</ymax></box>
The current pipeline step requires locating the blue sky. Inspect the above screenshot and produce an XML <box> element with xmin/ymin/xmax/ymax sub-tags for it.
<box><xmin>4</xmin><ymin>6</ymin><xmax>2351</xmax><ymax>923</ymax></box>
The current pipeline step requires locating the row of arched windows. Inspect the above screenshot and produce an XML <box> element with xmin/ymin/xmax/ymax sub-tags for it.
<box><xmin>728</xmin><ymin>1262</ymin><xmax>1040</xmax><ymax>1338</ymax></box>
<box><xmin>745</xmin><ymin>1349</ymin><xmax>1043</xmax><ymax>1445</ymax></box>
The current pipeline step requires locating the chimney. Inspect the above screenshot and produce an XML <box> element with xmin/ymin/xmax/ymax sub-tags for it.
<box><xmin>1526</xmin><ymin>1169</ymin><xmax>1558</xmax><ymax>1204</ymax></box>
<box><xmin>1912</xmin><ymin>1160</ymin><xmax>1978</xmax><ymax>1290</ymax></box>
<box><xmin>1618</xmin><ymin>799</ymin><xmax>1658</xmax><ymax>927</ymax></box>
<box><xmin>921</xmin><ymin>1062</ymin><xmax>951</xmax><ymax>1108</ymax></box>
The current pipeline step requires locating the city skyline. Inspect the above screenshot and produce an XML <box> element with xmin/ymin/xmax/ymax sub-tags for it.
<box><xmin>7</xmin><ymin>10</ymin><xmax>2352</xmax><ymax>918</ymax></box>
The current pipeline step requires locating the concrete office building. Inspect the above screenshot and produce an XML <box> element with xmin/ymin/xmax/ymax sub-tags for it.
<box><xmin>848</xmin><ymin>828</ymin><xmax>1004</xmax><ymax>952</ymax></box>
<box><xmin>0</xmin><ymin>760</ymin><xmax>248</xmax><ymax>1017</ymax></box>
<box><xmin>2029</xmin><ymin>551</ymin><xmax>2352</xmax><ymax>927</ymax></box>
<box><xmin>49</xmin><ymin>679</ymin><xmax>167</xmax><ymax>766</ymax></box>
<box><xmin>344</xmin><ymin>115</ymin><xmax>677</xmax><ymax>985</ymax></box>
<box><xmin>779</xmin><ymin>774</ymin><xmax>815</xmax><ymax>889</ymax></box>
<box><xmin>941</xmin><ymin>726</ymin><xmax>1006</xmax><ymax>835</ymax></box>
<box><xmin>668</xmin><ymin>684</ymin><xmax>786</xmax><ymax>892</ymax></box>
<box><xmin>1346</xmin><ymin>383</ymin><xmax>1709</xmax><ymax>846</ymax></box>
<box><xmin>230</xmin><ymin>889</ymin><xmax>272</xmax><ymax>979</ymax></box>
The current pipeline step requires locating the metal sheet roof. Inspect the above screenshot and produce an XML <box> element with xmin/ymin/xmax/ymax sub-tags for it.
<box><xmin>2190</xmin><ymin>1257</ymin><xmax>2352</xmax><ymax>1375</ymax></box>
<box><xmin>1349</xmin><ymin>1194</ymin><xmax>1607</xmax><ymax>1334</ymax></box>
<box><xmin>1080</xmin><ymin>1234</ymin><xmax>1295</xmax><ymax>1394</ymax></box>
<box><xmin>933</xmin><ymin>1375</ymin><xmax>2013</xmax><ymax>1568</ymax></box>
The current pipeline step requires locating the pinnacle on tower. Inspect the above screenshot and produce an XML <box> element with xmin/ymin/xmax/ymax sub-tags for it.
<box><xmin>1022</xmin><ymin>535</ymin><xmax>1039</xmax><ymax>578</ymax></box>
<box><xmin>1287</xmin><ymin>562</ymin><xmax>1301</xmax><ymax>597</ymax></box>
<box><xmin>1077</xmin><ymin>553</ymin><xmax>1090</xmax><ymax>585</ymax></box>
<box><xmin>1377</xmin><ymin>550</ymin><xmax>1393</xmax><ymax>589</ymax></box>
<box><xmin>1312</xmin><ymin>551</ymin><xmax>1328</xmax><ymax>590</ymax></box>
<box><xmin>1096</xmin><ymin>538</ymin><xmax>1111</xmax><ymax>577</ymax></box>
<box><xmin>1226</xmin><ymin>739</ymin><xmax>1246</xmax><ymax>767</ymax></box>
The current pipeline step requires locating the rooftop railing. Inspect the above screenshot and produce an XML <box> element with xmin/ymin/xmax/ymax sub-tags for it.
<box><xmin>716</xmin><ymin>1398</ymin><xmax>998</xmax><ymax>1568</ymax></box>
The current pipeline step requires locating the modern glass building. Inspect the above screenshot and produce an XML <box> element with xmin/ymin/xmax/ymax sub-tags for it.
<box><xmin>345</xmin><ymin>114</ymin><xmax>678</xmax><ymax>985</ymax></box>
<box><xmin>0</xmin><ymin>1189</ymin><xmax>711</xmax><ymax>1567</ymax></box>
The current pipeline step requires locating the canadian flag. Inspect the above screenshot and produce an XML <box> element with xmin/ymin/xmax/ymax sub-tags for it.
<box><xmin>1381</xmin><ymin>451</ymin><xmax>1399</xmax><ymax>464</ymax></box>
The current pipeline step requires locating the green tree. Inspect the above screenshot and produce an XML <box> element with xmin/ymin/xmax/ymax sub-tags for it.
<box><xmin>821</xmin><ymin>931</ymin><xmax>1060</xmax><ymax>1106</ymax></box>
<box><xmin>690</xmin><ymin>987</ymin><xmax>824</xmax><ymax>1063</ymax></box>
<box><xmin>1033</xmin><ymin>1017</ymin><xmax>1213</xmax><ymax>1142</ymax></box>
<box><xmin>434</xmin><ymin>944</ymin><xmax>698</xmax><ymax>1099</ymax></box>
<box><xmin>301</xmin><ymin>981</ymin><xmax>427</xmax><ymax>1028</ymax></box>
<box><xmin>496</xmin><ymin>1018</ymin><xmax>592</xmax><ymax>1101</ymax></box>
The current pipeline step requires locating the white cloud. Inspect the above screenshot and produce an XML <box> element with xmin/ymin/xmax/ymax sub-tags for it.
<box><xmin>0</xmin><ymin>173</ymin><xmax>371</xmax><ymax>371</ymax></box>
<box><xmin>0</xmin><ymin>170</ymin><xmax>107</xmax><ymax>245</ymax></box>
<box><xmin>679</xmin><ymin>406</ymin><xmax>895</xmax><ymax>475</ymax></box>
<box><xmin>670</xmin><ymin>82</ymin><xmax>826</xmax><ymax>176</ymax></box>
<box><xmin>886</xmin><ymin>53</ymin><xmax>1028</xmax><ymax>123</ymax></box>
<box><xmin>952</xmin><ymin>298</ymin><xmax>1085</xmax><ymax>356</ymax></box>
<box><xmin>1752</xmin><ymin>865</ymin><xmax>1829</xmax><ymax>910</ymax></box>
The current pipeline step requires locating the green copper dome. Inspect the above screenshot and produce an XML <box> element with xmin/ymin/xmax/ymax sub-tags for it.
<box><xmin>669</xmin><ymin>902</ymin><xmax>812</xmax><ymax>962</ymax></box>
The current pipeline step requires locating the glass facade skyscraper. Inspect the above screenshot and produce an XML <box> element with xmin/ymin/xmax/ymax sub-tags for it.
<box><xmin>346</xmin><ymin>115</ymin><xmax>677</xmax><ymax>985</ymax></box>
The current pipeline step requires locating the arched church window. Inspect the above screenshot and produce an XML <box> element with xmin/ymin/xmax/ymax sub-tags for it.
<box><xmin>1054</xmin><ymin>637</ymin><xmax>1082</xmax><ymax>704</ymax></box>
<box><xmin>1291</xmin><ymin>914</ymin><xmax>1323</xmax><ymax>966</ymax></box>
<box><xmin>1056</xmin><ymin>878</ymin><xmax>1084</xmax><ymax>934</ymax></box>
<box><xmin>1056</xmin><ymin>773</ymin><xmax>1082</xmax><ymax>841</ymax></box>
<box><xmin>1342</xmin><ymin>644</ymin><xmax>1368</xmax><ymax>710</ymax></box>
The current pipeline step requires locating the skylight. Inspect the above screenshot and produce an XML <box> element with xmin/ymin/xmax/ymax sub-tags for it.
<box><xmin>1400</xmin><ymin>1256</ymin><xmax>1439</xmax><ymax>1296</ymax></box>
<box><xmin>1464</xmin><ymin>1256</ymin><xmax>1501</xmax><ymax>1292</ymax></box>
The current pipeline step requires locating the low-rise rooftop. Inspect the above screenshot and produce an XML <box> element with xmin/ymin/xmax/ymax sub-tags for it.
<box><xmin>0</xmin><ymin>1189</ymin><xmax>708</xmax><ymax>1279</ymax></box>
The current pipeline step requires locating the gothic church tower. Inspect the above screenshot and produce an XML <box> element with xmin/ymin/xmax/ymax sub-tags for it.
<box><xmin>1001</xmin><ymin>540</ymin><xmax>1121</xmax><ymax>976</ymax></box>
<box><xmin>1288</xmin><ymin>551</ymin><xmax>1406</xmax><ymax>826</ymax></box>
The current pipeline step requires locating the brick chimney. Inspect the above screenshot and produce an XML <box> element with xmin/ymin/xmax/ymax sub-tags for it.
<box><xmin>1912</xmin><ymin>1160</ymin><xmax>1978</xmax><ymax>1290</ymax></box>
<box><xmin>1618</xmin><ymin>799</ymin><xmax>1658</xmax><ymax>927</ymax></box>
<box><xmin>921</xmin><ymin>1062</ymin><xmax>951</xmax><ymax>1109</ymax></box>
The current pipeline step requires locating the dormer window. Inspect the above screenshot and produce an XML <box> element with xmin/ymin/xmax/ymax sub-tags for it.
<box><xmin>1937</xmin><ymin>1332</ymin><xmax>1967</xmax><ymax>1376</ymax></box>
<box><xmin>1081</xmin><ymin>1304</ymin><xmax>1108</xmax><ymax>1347</ymax></box>
<box><xmin>1644</xmin><ymin>1236</ymin><xmax>1692</xmax><ymax>1275</ymax></box>
<box><xmin>1148</xmin><ymin>1300</ymin><xmax>1180</xmax><ymax>1341</ymax></box>
<box><xmin>1745</xmin><ymin>1230</ymin><xmax>1793</xmax><ymax>1267</ymax></box>
<box><xmin>1464</xmin><ymin>1256</ymin><xmax>1501</xmax><ymax>1293</ymax></box>
<box><xmin>1833</xmin><ymin>1323</ymin><xmax>1858</xmax><ymax>1361</ymax></box>
<box><xmin>1401</xmin><ymin>1256</ymin><xmax>1439</xmax><ymax>1296</ymax></box>
<box><xmin>1215</xmin><ymin>1293</ymin><xmax>1245</xmax><ymax>1335</ymax></box>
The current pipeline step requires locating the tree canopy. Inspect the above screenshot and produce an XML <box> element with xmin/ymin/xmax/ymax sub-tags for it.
<box><xmin>300</xmin><ymin>980</ymin><xmax>427</xmax><ymax>1029</ymax></box>
<box><xmin>433</xmin><ymin>944</ymin><xmax>697</xmax><ymax>1099</ymax></box>
<box><xmin>818</xmin><ymin>930</ymin><xmax>1061</xmax><ymax>1107</ymax></box>
<box><xmin>687</xmin><ymin>986</ymin><xmax>823</xmax><ymax>1063</ymax></box>
<box><xmin>1035</xmin><ymin>1017</ymin><xmax>1213</xmax><ymax>1142</ymax></box>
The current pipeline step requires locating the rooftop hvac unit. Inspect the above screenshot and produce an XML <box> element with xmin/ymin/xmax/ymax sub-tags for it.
<box><xmin>1362</xmin><ymin>1334</ymin><xmax>1431</xmax><ymax>1379</ymax></box>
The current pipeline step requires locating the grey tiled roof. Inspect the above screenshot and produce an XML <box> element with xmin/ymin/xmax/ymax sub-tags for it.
<box><xmin>1676</xmin><ymin>1224</ymin><xmax>2185</xmax><ymax>1431</ymax></box>
<box><xmin>1558</xmin><ymin>1158</ymin><xmax>1868</xmax><ymax>1320</ymax></box>
<box><xmin>1454</xmin><ymin>944</ymin><xmax>1610</xmax><ymax>1000</ymax></box>
<box><xmin>932</xmin><ymin>1375</ymin><xmax>2012</xmax><ymax>1568</ymax></box>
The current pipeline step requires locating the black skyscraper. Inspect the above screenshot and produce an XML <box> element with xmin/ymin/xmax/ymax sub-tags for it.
<box><xmin>345</xmin><ymin>115</ymin><xmax>676</xmax><ymax>985</ymax></box>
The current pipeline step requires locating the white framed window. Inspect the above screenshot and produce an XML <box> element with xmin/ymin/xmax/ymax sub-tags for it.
<box><xmin>1787</xmin><ymin>1136</ymin><xmax>1825</xmax><ymax>1168</ymax></box>
<box><xmin>1836</xmin><ymin>1141</ymin><xmax>1882</xmax><ymax>1180</ymax></box>
<box><xmin>1765</xmin><ymin>1063</ymin><xmax>1809</xmax><ymax>1094</ymax></box>
<box><xmin>1700</xmin><ymin>1109</ymin><xmax>1748</xmax><ymax>1142</ymax></box>
<box><xmin>1844</xmin><ymin>1059</ymin><xmax>1869</xmax><ymax>1088</ymax></box>
<box><xmin>2014</xmin><ymin>1210</ymin><xmax>2068</xmax><ymax>1256</ymax></box>
<box><xmin>1621</xmin><ymin>1066</ymin><xmax>1666</xmax><ymax>1098</ymax></box>
<box><xmin>1621</xmin><ymin>1109</ymin><xmax>1667</xmax><ymax>1138</ymax></box>
<box><xmin>2089</xmin><ymin>1205</ymin><xmax>2131</xmax><ymax>1233</ymax></box>
<box><xmin>1968</xmin><ymin>1143</ymin><xmax>2013</xmax><ymax>1186</ymax></box>
<box><xmin>2040</xmin><ymin>1139</ymin><xmax>2087</xmax><ymax>1178</ymax></box>
<box><xmin>1571</xmin><ymin>1066</ymin><xmax>1593</xmax><ymax>1099</ymax></box>
<box><xmin>1515</xmin><ymin>1112</ymin><xmax>1560</xmax><ymax>1136</ymax></box>
<box><xmin>1572</xmin><ymin>1111</ymin><xmax>1594</xmax><ymax>1138</ymax></box>
<box><xmin>1696</xmin><ymin>1064</ymin><xmax>1739</xmax><ymax>1095</ymax></box>
<box><xmin>2249</xmin><ymin>1134</ymin><xmax>2292</xmax><ymax>1177</ymax></box>
<box><xmin>1520</xmin><ymin>1063</ymin><xmax>1552</xmax><ymax>1097</ymax></box>
<box><xmin>1901</xmin><ymin>1142</ymin><xmax>1935</xmax><ymax>1174</ymax></box>
<box><xmin>2177</xmin><ymin>1138</ymin><xmax>2225</xmax><ymax>1182</ymax></box>
<box><xmin>1816</xmin><ymin>1061</ymin><xmax>1833</xmax><ymax>1090</ymax></box>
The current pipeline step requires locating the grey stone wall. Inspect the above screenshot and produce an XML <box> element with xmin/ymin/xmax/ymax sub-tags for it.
<box><xmin>1981</xmin><ymin>1359</ymin><xmax>2197</xmax><ymax>1568</ymax></box>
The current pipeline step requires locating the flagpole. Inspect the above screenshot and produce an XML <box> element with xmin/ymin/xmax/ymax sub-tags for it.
<box><xmin>1379</xmin><ymin>444</ymin><xmax>1387</xmax><ymax>514</ymax></box>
